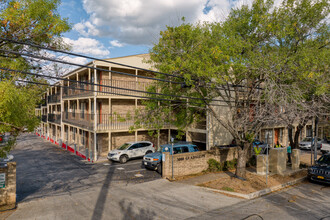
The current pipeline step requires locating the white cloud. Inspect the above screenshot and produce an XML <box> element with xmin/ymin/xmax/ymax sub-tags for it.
<box><xmin>74</xmin><ymin>0</ymin><xmax>234</xmax><ymax>45</ymax></box>
<box><xmin>110</xmin><ymin>40</ymin><xmax>124</xmax><ymax>47</ymax></box>
<box><xmin>63</xmin><ymin>37</ymin><xmax>110</xmax><ymax>57</ymax></box>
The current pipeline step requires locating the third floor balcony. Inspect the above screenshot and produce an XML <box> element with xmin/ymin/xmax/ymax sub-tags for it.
<box><xmin>62</xmin><ymin>79</ymin><xmax>152</xmax><ymax>99</ymax></box>
<box><xmin>48</xmin><ymin>94</ymin><xmax>61</xmax><ymax>104</ymax></box>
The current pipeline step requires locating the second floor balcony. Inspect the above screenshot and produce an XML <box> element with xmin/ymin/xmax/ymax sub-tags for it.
<box><xmin>48</xmin><ymin>113</ymin><xmax>61</xmax><ymax>124</ymax></box>
<box><xmin>62</xmin><ymin>111</ymin><xmax>170</xmax><ymax>131</ymax></box>
<box><xmin>41</xmin><ymin>115</ymin><xmax>47</xmax><ymax>122</ymax></box>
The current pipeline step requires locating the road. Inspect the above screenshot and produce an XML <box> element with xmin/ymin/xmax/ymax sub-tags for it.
<box><xmin>13</xmin><ymin>133</ymin><xmax>161</xmax><ymax>203</ymax></box>
<box><xmin>188</xmin><ymin>181</ymin><xmax>330</xmax><ymax>220</ymax></box>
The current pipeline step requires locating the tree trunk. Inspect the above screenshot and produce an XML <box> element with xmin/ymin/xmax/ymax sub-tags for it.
<box><xmin>235</xmin><ymin>143</ymin><xmax>249</xmax><ymax>179</ymax></box>
<box><xmin>288</xmin><ymin>125</ymin><xmax>294</xmax><ymax>148</ymax></box>
<box><xmin>293</xmin><ymin>124</ymin><xmax>303</xmax><ymax>149</ymax></box>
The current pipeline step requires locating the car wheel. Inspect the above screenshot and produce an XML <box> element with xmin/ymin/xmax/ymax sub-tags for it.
<box><xmin>145</xmin><ymin>150</ymin><xmax>152</xmax><ymax>155</ymax></box>
<box><xmin>156</xmin><ymin>163</ymin><xmax>162</xmax><ymax>174</ymax></box>
<box><xmin>119</xmin><ymin>155</ymin><xmax>128</xmax><ymax>164</ymax></box>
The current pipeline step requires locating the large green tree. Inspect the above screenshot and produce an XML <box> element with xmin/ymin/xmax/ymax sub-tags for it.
<box><xmin>138</xmin><ymin>0</ymin><xmax>329</xmax><ymax>178</ymax></box>
<box><xmin>0</xmin><ymin>0</ymin><xmax>70</xmax><ymax>157</ymax></box>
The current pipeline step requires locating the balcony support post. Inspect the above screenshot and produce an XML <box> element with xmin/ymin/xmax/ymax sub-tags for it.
<box><xmin>55</xmin><ymin>125</ymin><xmax>57</xmax><ymax>142</ymax></box>
<box><xmin>60</xmin><ymin>82</ymin><xmax>64</xmax><ymax>142</ymax></box>
<box><xmin>93</xmin><ymin>62</ymin><xmax>97</xmax><ymax>161</ymax></box>
<box><xmin>108</xmin><ymin>132</ymin><xmax>111</xmax><ymax>152</ymax></box>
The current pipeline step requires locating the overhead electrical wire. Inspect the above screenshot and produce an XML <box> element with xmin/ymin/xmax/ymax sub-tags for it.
<box><xmin>0</xmin><ymin>67</ymin><xmax>251</xmax><ymax>105</ymax></box>
<box><xmin>0</xmin><ymin>37</ymin><xmax>262</xmax><ymax>91</ymax></box>
<box><xmin>14</xmin><ymin>79</ymin><xmax>233</xmax><ymax>108</ymax></box>
<box><xmin>0</xmin><ymin>49</ymin><xmax>181</xmax><ymax>84</ymax></box>
<box><xmin>0</xmin><ymin>37</ymin><xmax>184</xmax><ymax>79</ymax></box>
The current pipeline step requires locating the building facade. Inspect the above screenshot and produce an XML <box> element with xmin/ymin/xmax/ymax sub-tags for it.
<box><xmin>35</xmin><ymin>54</ymin><xmax>329</xmax><ymax>162</ymax></box>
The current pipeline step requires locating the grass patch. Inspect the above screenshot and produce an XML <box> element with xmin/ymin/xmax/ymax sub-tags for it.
<box><xmin>221</xmin><ymin>186</ymin><xmax>235</xmax><ymax>192</ymax></box>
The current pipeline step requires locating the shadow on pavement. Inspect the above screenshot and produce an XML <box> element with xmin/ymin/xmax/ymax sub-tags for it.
<box><xmin>91</xmin><ymin>165</ymin><xmax>115</xmax><ymax>220</ymax></box>
<box><xmin>119</xmin><ymin>200</ymin><xmax>156</xmax><ymax>220</ymax></box>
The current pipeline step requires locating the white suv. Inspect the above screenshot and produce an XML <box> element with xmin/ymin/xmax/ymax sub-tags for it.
<box><xmin>107</xmin><ymin>141</ymin><xmax>155</xmax><ymax>163</ymax></box>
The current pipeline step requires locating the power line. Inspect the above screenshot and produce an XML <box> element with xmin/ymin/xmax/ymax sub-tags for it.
<box><xmin>0</xmin><ymin>37</ymin><xmax>262</xmax><ymax>91</ymax></box>
<box><xmin>14</xmin><ymin>79</ymin><xmax>232</xmax><ymax>108</ymax></box>
<box><xmin>0</xmin><ymin>49</ymin><xmax>182</xmax><ymax>84</ymax></box>
<box><xmin>1</xmin><ymin>67</ymin><xmax>246</xmax><ymax>104</ymax></box>
<box><xmin>0</xmin><ymin>37</ymin><xmax>184</xmax><ymax>79</ymax></box>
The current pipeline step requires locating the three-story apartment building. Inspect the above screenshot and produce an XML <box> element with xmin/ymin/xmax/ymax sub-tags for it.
<box><xmin>36</xmin><ymin>54</ymin><xmax>329</xmax><ymax>162</ymax></box>
<box><xmin>37</xmin><ymin>54</ymin><xmax>172</xmax><ymax>161</ymax></box>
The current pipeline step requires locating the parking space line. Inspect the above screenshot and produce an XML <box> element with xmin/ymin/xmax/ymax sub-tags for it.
<box><xmin>108</xmin><ymin>161</ymin><xmax>142</xmax><ymax>167</ymax></box>
<box><xmin>125</xmin><ymin>169</ymin><xmax>146</xmax><ymax>173</ymax></box>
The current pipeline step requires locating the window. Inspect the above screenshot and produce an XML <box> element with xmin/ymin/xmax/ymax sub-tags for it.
<box><xmin>129</xmin><ymin>144</ymin><xmax>141</xmax><ymax>150</ymax></box>
<box><xmin>193</xmin><ymin>146</ymin><xmax>199</xmax><ymax>151</ymax></box>
<box><xmin>182</xmin><ymin>147</ymin><xmax>189</xmax><ymax>153</ymax></box>
<box><xmin>173</xmin><ymin>147</ymin><xmax>182</xmax><ymax>154</ymax></box>
<box><xmin>140</xmin><ymin>143</ymin><xmax>151</xmax><ymax>147</ymax></box>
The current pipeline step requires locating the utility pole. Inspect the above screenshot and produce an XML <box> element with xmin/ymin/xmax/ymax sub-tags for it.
<box><xmin>314</xmin><ymin>117</ymin><xmax>318</xmax><ymax>164</ymax></box>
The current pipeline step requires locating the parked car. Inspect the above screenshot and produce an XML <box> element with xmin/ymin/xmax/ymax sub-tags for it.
<box><xmin>299</xmin><ymin>137</ymin><xmax>322</xmax><ymax>150</ymax></box>
<box><xmin>143</xmin><ymin>143</ymin><xmax>199</xmax><ymax>174</ymax></box>
<box><xmin>321</xmin><ymin>139</ymin><xmax>330</xmax><ymax>155</ymax></box>
<box><xmin>107</xmin><ymin>141</ymin><xmax>154</xmax><ymax>163</ymax></box>
<box><xmin>0</xmin><ymin>154</ymin><xmax>14</xmax><ymax>162</ymax></box>
<box><xmin>308</xmin><ymin>153</ymin><xmax>330</xmax><ymax>184</ymax></box>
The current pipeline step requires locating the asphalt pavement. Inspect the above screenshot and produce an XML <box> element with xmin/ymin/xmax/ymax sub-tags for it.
<box><xmin>13</xmin><ymin>133</ymin><xmax>161</xmax><ymax>203</ymax></box>
<box><xmin>0</xmin><ymin>133</ymin><xmax>329</xmax><ymax>220</ymax></box>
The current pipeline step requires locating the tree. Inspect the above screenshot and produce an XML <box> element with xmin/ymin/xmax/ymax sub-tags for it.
<box><xmin>0</xmin><ymin>0</ymin><xmax>70</xmax><ymax>157</ymax></box>
<box><xmin>136</xmin><ymin>0</ymin><xmax>329</xmax><ymax>179</ymax></box>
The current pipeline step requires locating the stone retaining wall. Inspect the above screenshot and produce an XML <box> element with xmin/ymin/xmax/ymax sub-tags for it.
<box><xmin>0</xmin><ymin>162</ymin><xmax>16</xmax><ymax>210</ymax></box>
<box><xmin>162</xmin><ymin>147</ymin><xmax>238</xmax><ymax>178</ymax></box>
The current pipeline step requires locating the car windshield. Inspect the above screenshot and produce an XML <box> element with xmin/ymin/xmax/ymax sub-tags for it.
<box><xmin>317</xmin><ymin>155</ymin><xmax>330</xmax><ymax>165</ymax></box>
<box><xmin>303</xmin><ymin>137</ymin><xmax>312</xmax><ymax>142</ymax></box>
<box><xmin>118</xmin><ymin>143</ymin><xmax>131</xmax><ymax>150</ymax></box>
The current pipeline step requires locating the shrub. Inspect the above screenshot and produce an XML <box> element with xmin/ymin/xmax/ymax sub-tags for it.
<box><xmin>223</xmin><ymin>159</ymin><xmax>237</xmax><ymax>171</ymax></box>
<box><xmin>207</xmin><ymin>159</ymin><xmax>222</xmax><ymax>172</ymax></box>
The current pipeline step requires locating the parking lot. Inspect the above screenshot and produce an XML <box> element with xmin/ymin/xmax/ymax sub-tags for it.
<box><xmin>13</xmin><ymin>133</ymin><xmax>161</xmax><ymax>203</ymax></box>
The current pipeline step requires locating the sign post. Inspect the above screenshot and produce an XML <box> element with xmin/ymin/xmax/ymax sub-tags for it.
<box><xmin>171</xmin><ymin>137</ymin><xmax>174</xmax><ymax>180</ymax></box>
<box><xmin>0</xmin><ymin>173</ymin><xmax>5</xmax><ymax>188</ymax></box>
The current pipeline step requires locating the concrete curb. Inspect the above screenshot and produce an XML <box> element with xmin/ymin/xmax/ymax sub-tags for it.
<box><xmin>200</xmin><ymin>177</ymin><xmax>307</xmax><ymax>199</ymax></box>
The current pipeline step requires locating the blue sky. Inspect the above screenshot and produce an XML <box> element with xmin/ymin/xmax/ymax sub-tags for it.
<box><xmin>56</xmin><ymin>0</ymin><xmax>240</xmax><ymax>60</ymax></box>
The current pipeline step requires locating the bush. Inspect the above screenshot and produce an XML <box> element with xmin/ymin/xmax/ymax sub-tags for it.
<box><xmin>207</xmin><ymin>159</ymin><xmax>222</xmax><ymax>172</ymax></box>
<box><xmin>247</xmin><ymin>156</ymin><xmax>256</xmax><ymax>167</ymax></box>
<box><xmin>223</xmin><ymin>159</ymin><xmax>237</xmax><ymax>171</ymax></box>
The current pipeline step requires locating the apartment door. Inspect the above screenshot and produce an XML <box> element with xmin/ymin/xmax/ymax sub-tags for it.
<box><xmin>98</xmin><ymin>102</ymin><xmax>102</xmax><ymax>124</ymax></box>
<box><xmin>274</xmin><ymin>129</ymin><xmax>279</xmax><ymax>144</ymax></box>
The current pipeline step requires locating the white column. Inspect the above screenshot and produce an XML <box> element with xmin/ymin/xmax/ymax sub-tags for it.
<box><xmin>93</xmin><ymin>62</ymin><xmax>98</xmax><ymax>161</ymax></box>
<box><xmin>108</xmin><ymin>132</ymin><xmax>111</xmax><ymax>151</ymax></box>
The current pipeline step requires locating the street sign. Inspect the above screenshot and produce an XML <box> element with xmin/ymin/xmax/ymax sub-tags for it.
<box><xmin>0</xmin><ymin>173</ymin><xmax>5</xmax><ymax>188</ymax></box>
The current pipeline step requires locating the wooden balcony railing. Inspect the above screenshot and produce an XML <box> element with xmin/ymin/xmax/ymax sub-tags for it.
<box><xmin>62</xmin><ymin>79</ymin><xmax>152</xmax><ymax>98</ymax></box>
<box><xmin>62</xmin><ymin>112</ymin><xmax>169</xmax><ymax>131</ymax></box>
<box><xmin>48</xmin><ymin>94</ymin><xmax>61</xmax><ymax>103</ymax></box>
<box><xmin>41</xmin><ymin>115</ymin><xmax>47</xmax><ymax>122</ymax></box>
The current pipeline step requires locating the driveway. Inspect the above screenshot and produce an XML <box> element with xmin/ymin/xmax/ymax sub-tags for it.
<box><xmin>12</xmin><ymin>133</ymin><xmax>161</xmax><ymax>203</ymax></box>
<box><xmin>1</xmin><ymin>133</ymin><xmax>242</xmax><ymax>220</ymax></box>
